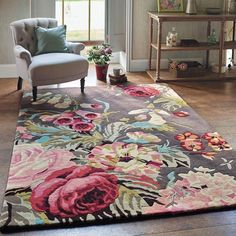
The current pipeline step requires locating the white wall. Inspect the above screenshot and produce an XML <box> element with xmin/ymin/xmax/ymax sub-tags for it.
<box><xmin>106</xmin><ymin>0</ymin><xmax>126</xmax><ymax>52</ymax></box>
<box><xmin>31</xmin><ymin>0</ymin><xmax>55</xmax><ymax>18</ymax></box>
<box><xmin>0</xmin><ymin>0</ymin><xmax>55</xmax><ymax>66</ymax></box>
<box><xmin>132</xmin><ymin>0</ymin><xmax>223</xmax><ymax>66</ymax></box>
<box><xmin>0</xmin><ymin>0</ymin><xmax>30</xmax><ymax>64</ymax></box>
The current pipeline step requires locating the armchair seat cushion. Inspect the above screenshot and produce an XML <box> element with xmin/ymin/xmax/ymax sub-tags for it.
<box><xmin>29</xmin><ymin>53</ymin><xmax>89</xmax><ymax>86</ymax></box>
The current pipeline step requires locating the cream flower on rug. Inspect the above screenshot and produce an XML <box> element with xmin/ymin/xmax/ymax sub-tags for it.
<box><xmin>88</xmin><ymin>142</ymin><xmax>163</xmax><ymax>177</ymax></box>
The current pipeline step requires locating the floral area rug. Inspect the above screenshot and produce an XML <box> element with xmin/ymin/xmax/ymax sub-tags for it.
<box><xmin>0</xmin><ymin>84</ymin><xmax>236</xmax><ymax>231</ymax></box>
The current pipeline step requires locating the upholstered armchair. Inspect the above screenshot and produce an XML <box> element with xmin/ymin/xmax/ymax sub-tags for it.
<box><xmin>10</xmin><ymin>18</ymin><xmax>89</xmax><ymax>101</ymax></box>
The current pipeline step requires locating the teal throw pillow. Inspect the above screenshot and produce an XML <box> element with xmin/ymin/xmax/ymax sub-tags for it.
<box><xmin>35</xmin><ymin>25</ymin><xmax>68</xmax><ymax>55</ymax></box>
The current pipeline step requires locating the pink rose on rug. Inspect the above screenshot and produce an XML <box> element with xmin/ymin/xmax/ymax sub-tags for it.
<box><xmin>75</xmin><ymin>110</ymin><xmax>102</xmax><ymax>120</ymax></box>
<box><xmin>123</xmin><ymin>86</ymin><xmax>160</xmax><ymax>97</ymax></box>
<box><xmin>16</xmin><ymin>126</ymin><xmax>27</xmax><ymax>133</ymax></box>
<box><xmin>40</xmin><ymin>111</ymin><xmax>74</xmax><ymax>122</ymax></box>
<box><xmin>143</xmin><ymin>171</ymin><xmax>236</xmax><ymax>214</ymax></box>
<box><xmin>7</xmin><ymin>144</ymin><xmax>76</xmax><ymax>190</ymax></box>
<box><xmin>21</xmin><ymin>133</ymin><xmax>33</xmax><ymax>140</ymax></box>
<box><xmin>16</xmin><ymin>126</ymin><xmax>33</xmax><ymax>140</ymax></box>
<box><xmin>88</xmin><ymin>142</ymin><xmax>163</xmax><ymax>177</ymax></box>
<box><xmin>72</xmin><ymin>122</ymin><xmax>95</xmax><ymax>132</ymax></box>
<box><xmin>53</xmin><ymin>116</ymin><xmax>74</xmax><ymax>126</ymax></box>
<box><xmin>30</xmin><ymin>166</ymin><xmax>119</xmax><ymax>218</ymax></box>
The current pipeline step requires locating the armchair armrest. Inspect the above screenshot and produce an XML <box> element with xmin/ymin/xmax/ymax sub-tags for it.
<box><xmin>66</xmin><ymin>42</ymin><xmax>85</xmax><ymax>55</ymax></box>
<box><xmin>14</xmin><ymin>45</ymin><xmax>32</xmax><ymax>66</ymax></box>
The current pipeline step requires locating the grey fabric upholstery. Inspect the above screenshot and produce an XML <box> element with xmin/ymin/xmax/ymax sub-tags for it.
<box><xmin>10</xmin><ymin>18</ymin><xmax>89</xmax><ymax>100</ymax></box>
<box><xmin>14</xmin><ymin>45</ymin><xmax>32</xmax><ymax>66</ymax></box>
<box><xmin>29</xmin><ymin>53</ymin><xmax>88</xmax><ymax>86</ymax></box>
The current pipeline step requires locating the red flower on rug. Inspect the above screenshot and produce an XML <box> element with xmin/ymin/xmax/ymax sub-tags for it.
<box><xmin>30</xmin><ymin>166</ymin><xmax>119</xmax><ymax>218</ymax></box>
<box><xmin>175</xmin><ymin>132</ymin><xmax>204</xmax><ymax>152</ymax></box>
<box><xmin>175</xmin><ymin>132</ymin><xmax>200</xmax><ymax>141</ymax></box>
<box><xmin>72</xmin><ymin>122</ymin><xmax>95</xmax><ymax>132</ymax></box>
<box><xmin>173</xmin><ymin>111</ymin><xmax>189</xmax><ymax>117</ymax></box>
<box><xmin>75</xmin><ymin>110</ymin><xmax>102</xmax><ymax>120</ymax></box>
<box><xmin>53</xmin><ymin>117</ymin><xmax>74</xmax><ymax>126</ymax></box>
<box><xmin>202</xmin><ymin>132</ymin><xmax>232</xmax><ymax>151</ymax></box>
<box><xmin>123</xmin><ymin>86</ymin><xmax>160</xmax><ymax>97</ymax></box>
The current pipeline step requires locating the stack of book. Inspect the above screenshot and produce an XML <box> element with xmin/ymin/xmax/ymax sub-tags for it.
<box><xmin>108</xmin><ymin>74</ymin><xmax>127</xmax><ymax>85</ymax></box>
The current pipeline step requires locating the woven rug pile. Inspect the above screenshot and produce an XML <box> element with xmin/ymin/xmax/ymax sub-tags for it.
<box><xmin>0</xmin><ymin>84</ymin><xmax>235</xmax><ymax>231</ymax></box>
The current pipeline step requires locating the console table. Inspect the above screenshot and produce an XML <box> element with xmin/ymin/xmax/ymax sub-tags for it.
<box><xmin>147</xmin><ymin>12</ymin><xmax>236</xmax><ymax>81</ymax></box>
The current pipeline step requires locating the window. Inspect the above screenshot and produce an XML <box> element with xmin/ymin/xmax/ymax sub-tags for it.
<box><xmin>56</xmin><ymin>0</ymin><xmax>105</xmax><ymax>44</ymax></box>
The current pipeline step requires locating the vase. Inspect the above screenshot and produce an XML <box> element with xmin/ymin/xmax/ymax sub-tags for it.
<box><xmin>95</xmin><ymin>64</ymin><xmax>109</xmax><ymax>81</ymax></box>
<box><xmin>229</xmin><ymin>0</ymin><xmax>236</xmax><ymax>13</ymax></box>
<box><xmin>186</xmin><ymin>0</ymin><xmax>197</xmax><ymax>15</ymax></box>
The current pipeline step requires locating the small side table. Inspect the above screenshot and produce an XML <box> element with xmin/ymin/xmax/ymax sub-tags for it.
<box><xmin>147</xmin><ymin>12</ymin><xmax>236</xmax><ymax>82</ymax></box>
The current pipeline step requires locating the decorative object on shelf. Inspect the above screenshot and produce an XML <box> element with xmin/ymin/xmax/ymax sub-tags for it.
<box><xmin>229</xmin><ymin>0</ymin><xmax>236</xmax><ymax>13</ymax></box>
<box><xmin>166</xmin><ymin>32</ymin><xmax>172</xmax><ymax>46</ymax></box>
<box><xmin>227</xmin><ymin>57</ymin><xmax>234</xmax><ymax>70</ymax></box>
<box><xmin>186</xmin><ymin>0</ymin><xmax>197</xmax><ymax>15</ymax></box>
<box><xmin>109</xmin><ymin>74</ymin><xmax>127</xmax><ymax>85</ymax></box>
<box><xmin>87</xmin><ymin>44</ymin><xmax>112</xmax><ymax>80</ymax></box>
<box><xmin>157</xmin><ymin>0</ymin><xmax>184</xmax><ymax>13</ymax></box>
<box><xmin>211</xmin><ymin>64</ymin><xmax>227</xmax><ymax>73</ymax></box>
<box><xmin>166</xmin><ymin>27</ymin><xmax>178</xmax><ymax>47</ymax></box>
<box><xmin>169</xmin><ymin>60</ymin><xmax>205</xmax><ymax>78</ymax></box>
<box><xmin>206</xmin><ymin>8</ymin><xmax>221</xmax><ymax>15</ymax></box>
<box><xmin>180</xmin><ymin>39</ymin><xmax>200</xmax><ymax>47</ymax></box>
<box><xmin>207</xmin><ymin>29</ymin><xmax>217</xmax><ymax>45</ymax></box>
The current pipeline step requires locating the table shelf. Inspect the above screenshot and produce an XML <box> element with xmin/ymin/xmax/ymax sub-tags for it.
<box><xmin>147</xmin><ymin>12</ymin><xmax>236</xmax><ymax>81</ymax></box>
<box><xmin>147</xmin><ymin>69</ymin><xmax>236</xmax><ymax>82</ymax></box>
<box><xmin>150</xmin><ymin>41</ymin><xmax>236</xmax><ymax>51</ymax></box>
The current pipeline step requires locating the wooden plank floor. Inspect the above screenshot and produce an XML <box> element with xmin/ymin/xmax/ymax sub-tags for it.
<box><xmin>0</xmin><ymin>65</ymin><xmax>236</xmax><ymax>235</ymax></box>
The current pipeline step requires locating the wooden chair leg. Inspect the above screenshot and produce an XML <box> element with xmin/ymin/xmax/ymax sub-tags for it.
<box><xmin>32</xmin><ymin>86</ymin><xmax>37</xmax><ymax>101</ymax></box>
<box><xmin>17</xmin><ymin>77</ymin><xmax>23</xmax><ymax>90</ymax></box>
<box><xmin>80</xmin><ymin>78</ymin><xmax>85</xmax><ymax>93</ymax></box>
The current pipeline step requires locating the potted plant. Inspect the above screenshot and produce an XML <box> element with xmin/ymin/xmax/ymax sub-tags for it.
<box><xmin>87</xmin><ymin>44</ymin><xmax>112</xmax><ymax>80</ymax></box>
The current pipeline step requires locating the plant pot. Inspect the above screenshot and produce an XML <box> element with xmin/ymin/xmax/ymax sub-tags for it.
<box><xmin>95</xmin><ymin>64</ymin><xmax>109</xmax><ymax>81</ymax></box>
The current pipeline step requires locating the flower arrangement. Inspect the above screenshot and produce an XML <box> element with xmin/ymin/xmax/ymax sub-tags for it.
<box><xmin>169</xmin><ymin>60</ymin><xmax>205</xmax><ymax>78</ymax></box>
<box><xmin>87</xmin><ymin>44</ymin><xmax>112</xmax><ymax>65</ymax></box>
<box><xmin>169</xmin><ymin>60</ymin><xmax>188</xmax><ymax>71</ymax></box>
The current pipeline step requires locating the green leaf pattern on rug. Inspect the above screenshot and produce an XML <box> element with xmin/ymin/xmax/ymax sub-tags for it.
<box><xmin>157</xmin><ymin>141</ymin><xmax>191</xmax><ymax>168</ymax></box>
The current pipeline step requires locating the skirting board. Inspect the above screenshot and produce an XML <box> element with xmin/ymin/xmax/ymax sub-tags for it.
<box><xmin>0</xmin><ymin>64</ymin><xmax>17</xmax><ymax>78</ymax></box>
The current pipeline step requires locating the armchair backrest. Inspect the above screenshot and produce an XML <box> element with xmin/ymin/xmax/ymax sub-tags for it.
<box><xmin>10</xmin><ymin>18</ymin><xmax>58</xmax><ymax>56</ymax></box>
